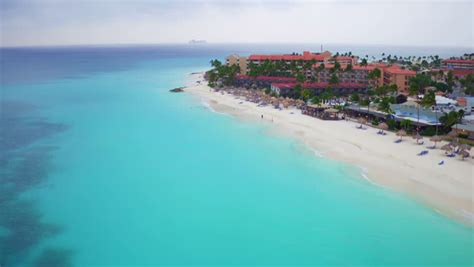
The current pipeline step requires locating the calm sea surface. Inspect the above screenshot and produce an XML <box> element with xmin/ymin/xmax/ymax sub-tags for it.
<box><xmin>1</xmin><ymin>44</ymin><xmax>473</xmax><ymax>266</ymax></box>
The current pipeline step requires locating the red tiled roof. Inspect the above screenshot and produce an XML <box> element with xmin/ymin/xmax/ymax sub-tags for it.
<box><xmin>452</xmin><ymin>69</ymin><xmax>474</xmax><ymax>77</ymax></box>
<box><xmin>385</xmin><ymin>65</ymin><xmax>416</xmax><ymax>75</ymax></box>
<box><xmin>332</xmin><ymin>56</ymin><xmax>354</xmax><ymax>60</ymax></box>
<box><xmin>443</xmin><ymin>59</ymin><xmax>474</xmax><ymax>64</ymax></box>
<box><xmin>248</xmin><ymin>51</ymin><xmax>326</xmax><ymax>61</ymax></box>
<box><xmin>371</xmin><ymin>63</ymin><xmax>389</xmax><ymax>68</ymax></box>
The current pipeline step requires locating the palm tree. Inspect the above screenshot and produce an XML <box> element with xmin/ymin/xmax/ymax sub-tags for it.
<box><xmin>421</xmin><ymin>90</ymin><xmax>438</xmax><ymax>135</ymax></box>
<box><xmin>401</xmin><ymin>119</ymin><xmax>412</xmax><ymax>131</ymax></box>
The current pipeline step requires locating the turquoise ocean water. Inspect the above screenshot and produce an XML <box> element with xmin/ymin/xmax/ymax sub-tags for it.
<box><xmin>0</xmin><ymin>45</ymin><xmax>473</xmax><ymax>266</ymax></box>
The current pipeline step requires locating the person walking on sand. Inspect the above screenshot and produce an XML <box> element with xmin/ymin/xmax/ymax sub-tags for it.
<box><xmin>261</xmin><ymin>114</ymin><xmax>263</xmax><ymax>119</ymax></box>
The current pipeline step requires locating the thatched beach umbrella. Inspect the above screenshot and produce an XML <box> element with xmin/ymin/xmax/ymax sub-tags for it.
<box><xmin>459</xmin><ymin>144</ymin><xmax>471</xmax><ymax>152</ymax></box>
<box><xmin>449</xmin><ymin>140</ymin><xmax>459</xmax><ymax>151</ymax></box>
<box><xmin>441</xmin><ymin>144</ymin><xmax>453</xmax><ymax>154</ymax></box>
<box><xmin>459</xmin><ymin>150</ymin><xmax>470</xmax><ymax>160</ymax></box>
<box><xmin>429</xmin><ymin>135</ymin><xmax>443</xmax><ymax>148</ymax></box>
<box><xmin>413</xmin><ymin>132</ymin><xmax>423</xmax><ymax>144</ymax></box>
<box><xmin>358</xmin><ymin>117</ymin><xmax>367</xmax><ymax>124</ymax></box>
<box><xmin>378</xmin><ymin>123</ymin><xmax>389</xmax><ymax>130</ymax></box>
<box><xmin>396</xmin><ymin>129</ymin><xmax>407</xmax><ymax>141</ymax></box>
<box><xmin>357</xmin><ymin>117</ymin><xmax>367</xmax><ymax>129</ymax></box>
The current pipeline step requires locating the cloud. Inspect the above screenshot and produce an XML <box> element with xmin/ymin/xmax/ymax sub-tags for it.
<box><xmin>0</xmin><ymin>0</ymin><xmax>472</xmax><ymax>47</ymax></box>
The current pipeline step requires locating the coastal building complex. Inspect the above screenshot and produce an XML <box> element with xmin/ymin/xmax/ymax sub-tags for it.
<box><xmin>324</xmin><ymin>55</ymin><xmax>358</xmax><ymax>65</ymax></box>
<box><xmin>226</xmin><ymin>54</ymin><xmax>248</xmax><ymax>75</ymax></box>
<box><xmin>441</xmin><ymin>59</ymin><xmax>474</xmax><ymax>78</ymax></box>
<box><xmin>312</xmin><ymin>63</ymin><xmax>383</xmax><ymax>87</ymax></box>
<box><xmin>442</xmin><ymin>59</ymin><xmax>474</xmax><ymax>70</ymax></box>
<box><xmin>247</xmin><ymin>51</ymin><xmax>332</xmax><ymax>65</ymax></box>
<box><xmin>383</xmin><ymin>65</ymin><xmax>416</xmax><ymax>94</ymax></box>
<box><xmin>220</xmin><ymin>51</ymin><xmax>474</xmax><ymax>139</ymax></box>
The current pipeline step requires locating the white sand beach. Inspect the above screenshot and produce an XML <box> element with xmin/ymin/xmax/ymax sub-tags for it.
<box><xmin>185</xmin><ymin>73</ymin><xmax>473</xmax><ymax>226</ymax></box>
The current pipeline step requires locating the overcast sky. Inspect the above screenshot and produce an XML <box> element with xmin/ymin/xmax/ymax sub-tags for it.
<box><xmin>0</xmin><ymin>0</ymin><xmax>472</xmax><ymax>47</ymax></box>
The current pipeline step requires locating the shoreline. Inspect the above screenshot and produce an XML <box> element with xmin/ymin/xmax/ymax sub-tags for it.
<box><xmin>184</xmin><ymin>73</ymin><xmax>474</xmax><ymax>226</ymax></box>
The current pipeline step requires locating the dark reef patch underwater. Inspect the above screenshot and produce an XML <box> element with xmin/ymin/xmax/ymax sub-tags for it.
<box><xmin>0</xmin><ymin>100</ymin><xmax>72</xmax><ymax>266</ymax></box>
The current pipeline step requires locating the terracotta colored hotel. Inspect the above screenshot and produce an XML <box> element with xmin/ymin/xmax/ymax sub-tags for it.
<box><xmin>226</xmin><ymin>51</ymin><xmax>417</xmax><ymax>97</ymax></box>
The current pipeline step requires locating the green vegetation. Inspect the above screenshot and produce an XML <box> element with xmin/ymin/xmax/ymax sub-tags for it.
<box><xmin>345</xmin><ymin>64</ymin><xmax>353</xmax><ymax>72</ymax></box>
<box><xmin>207</xmin><ymin>59</ymin><xmax>240</xmax><ymax>87</ymax></box>
<box><xmin>408</xmin><ymin>73</ymin><xmax>431</xmax><ymax>95</ymax></box>
<box><xmin>421</xmin><ymin>90</ymin><xmax>436</xmax><ymax>107</ymax></box>
<box><xmin>400</xmin><ymin>119</ymin><xmax>412</xmax><ymax>131</ymax></box>
<box><xmin>378</xmin><ymin>96</ymin><xmax>395</xmax><ymax>114</ymax></box>
<box><xmin>367</xmin><ymin>68</ymin><xmax>381</xmax><ymax>82</ymax></box>
<box><xmin>439</xmin><ymin>110</ymin><xmax>464</xmax><ymax>130</ymax></box>
<box><xmin>460</xmin><ymin>74</ymin><xmax>474</xmax><ymax>96</ymax></box>
<box><xmin>329</xmin><ymin>73</ymin><xmax>339</xmax><ymax>85</ymax></box>
<box><xmin>311</xmin><ymin>96</ymin><xmax>321</xmax><ymax>106</ymax></box>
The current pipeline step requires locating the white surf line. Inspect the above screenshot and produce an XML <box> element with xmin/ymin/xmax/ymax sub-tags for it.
<box><xmin>200</xmin><ymin>100</ymin><xmax>229</xmax><ymax>116</ymax></box>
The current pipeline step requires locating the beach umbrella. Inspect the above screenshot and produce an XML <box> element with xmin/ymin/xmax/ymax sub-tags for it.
<box><xmin>449</xmin><ymin>140</ymin><xmax>459</xmax><ymax>150</ymax></box>
<box><xmin>429</xmin><ymin>135</ymin><xmax>443</xmax><ymax>148</ymax></box>
<box><xmin>378</xmin><ymin>123</ymin><xmax>389</xmax><ymax>130</ymax></box>
<box><xmin>413</xmin><ymin>132</ymin><xmax>423</xmax><ymax>144</ymax></box>
<box><xmin>440</xmin><ymin>144</ymin><xmax>453</xmax><ymax>154</ymax></box>
<box><xmin>459</xmin><ymin>144</ymin><xmax>471</xmax><ymax>151</ymax></box>
<box><xmin>396</xmin><ymin>129</ymin><xmax>407</xmax><ymax>140</ymax></box>
<box><xmin>396</xmin><ymin>130</ymin><xmax>407</xmax><ymax>141</ymax></box>
<box><xmin>358</xmin><ymin>117</ymin><xmax>367</xmax><ymax>124</ymax></box>
<box><xmin>459</xmin><ymin>150</ymin><xmax>470</xmax><ymax>160</ymax></box>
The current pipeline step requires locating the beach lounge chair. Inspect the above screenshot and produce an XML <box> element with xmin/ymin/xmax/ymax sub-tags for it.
<box><xmin>417</xmin><ymin>150</ymin><xmax>429</xmax><ymax>156</ymax></box>
<box><xmin>438</xmin><ymin>160</ymin><xmax>444</xmax><ymax>165</ymax></box>
<box><xmin>394</xmin><ymin>139</ymin><xmax>402</xmax><ymax>143</ymax></box>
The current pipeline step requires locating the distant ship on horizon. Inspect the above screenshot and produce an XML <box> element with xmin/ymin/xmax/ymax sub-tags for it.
<box><xmin>188</xmin><ymin>39</ymin><xmax>207</xmax><ymax>44</ymax></box>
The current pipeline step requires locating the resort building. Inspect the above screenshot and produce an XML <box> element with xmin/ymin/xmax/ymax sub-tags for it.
<box><xmin>226</xmin><ymin>54</ymin><xmax>248</xmax><ymax>74</ymax></box>
<box><xmin>442</xmin><ymin>59</ymin><xmax>474</xmax><ymax>70</ymax></box>
<box><xmin>383</xmin><ymin>65</ymin><xmax>416</xmax><ymax>95</ymax></box>
<box><xmin>440</xmin><ymin>59</ymin><xmax>474</xmax><ymax>78</ymax></box>
<box><xmin>312</xmin><ymin>63</ymin><xmax>383</xmax><ymax>87</ymax></box>
<box><xmin>248</xmin><ymin>51</ymin><xmax>332</xmax><ymax>65</ymax></box>
<box><xmin>324</xmin><ymin>55</ymin><xmax>359</xmax><ymax>65</ymax></box>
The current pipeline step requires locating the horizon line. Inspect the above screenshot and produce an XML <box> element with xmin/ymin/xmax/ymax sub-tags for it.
<box><xmin>1</xmin><ymin>42</ymin><xmax>472</xmax><ymax>51</ymax></box>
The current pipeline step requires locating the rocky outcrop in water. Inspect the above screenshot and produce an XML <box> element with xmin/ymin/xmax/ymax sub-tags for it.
<box><xmin>170</xmin><ymin>87</ymin><xmax>185</xmax><ymax>93</ymax></box>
